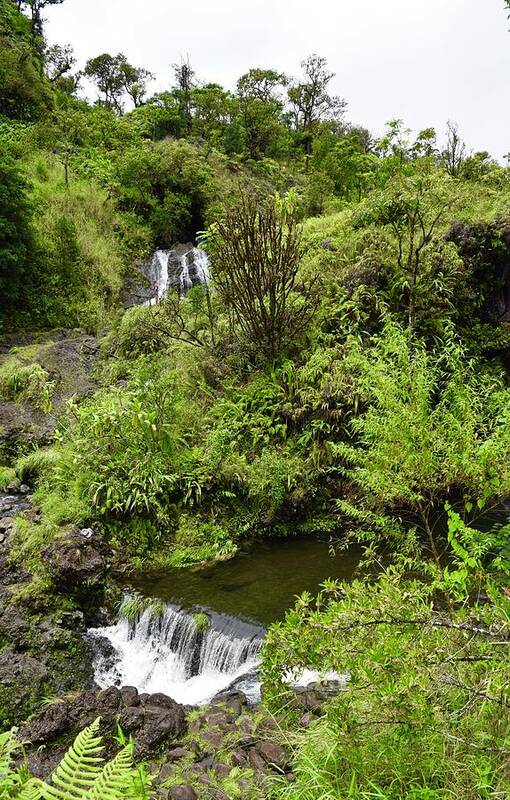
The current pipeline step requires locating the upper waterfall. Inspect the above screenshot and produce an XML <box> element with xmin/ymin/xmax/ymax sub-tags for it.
<box><xmin>145</xmin><ymin>245</ymin><xmax>211</xmax><ymax>303</ymax></box>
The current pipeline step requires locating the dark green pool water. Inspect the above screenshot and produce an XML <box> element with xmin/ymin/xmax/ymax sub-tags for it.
<box><xmin>129</xmin><ymin>537</ymin><xmax>361</xmax><ymax>627</ymax></box>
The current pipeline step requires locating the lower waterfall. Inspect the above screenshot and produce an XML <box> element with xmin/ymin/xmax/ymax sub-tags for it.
<box><xmin>88</xmin><ymin>602</ymin><xmax>264</xmax><ymax>706</ymax></box>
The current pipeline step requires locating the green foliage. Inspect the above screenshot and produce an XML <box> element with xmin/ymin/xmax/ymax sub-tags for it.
<box><xmin>0</xmin><ymin>0</ymin><xmax>52</xmax><ymax>121</ymax></box>
<box><xmin>0</xmin><ymin>717</ymin><xmax>151</xmax><ymax>799</ymax></box>
<box><xmin>0</xmin><ymin>358</ymin><xmax>54</xmax><ymax>411</ymax></box>
<box><xmin>114</xmin><ymin>139</ymin><xmax>214</xmax><ymax>246</ymax></box>
<box><xmin>192</xmin><ymin>611</ymin><xmax>210</xmax><ymax>633</ymax></box>
<box><xmin>263</xmin><ymin>572</ymin><xmax>510</xmax><ymax>800</ymax></box>
<box><xmin>15</xmin><ymin>448</ymin><xmax>59</xmax><ymax>484</ymax></box>
<box><xmin>0</xmin><ymin>143</ymin><xmax>37</xmax><ymax>315</ymax></box>
<box><xmin>334</xmin><ymin>322</ymin><xmax>510</xmax><ymax>568</ymax></box>
<box><xmin>0</xmin><ymin>466</ymin><xmax>18</xmax><ymax>491</ymax></box>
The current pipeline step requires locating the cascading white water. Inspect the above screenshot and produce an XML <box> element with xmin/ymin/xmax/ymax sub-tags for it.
<box><xmin>178</xmin><ymin>248</ymin><xmax>211</xmax><ymax>295</ymax></box>
<box><xmin>144</xmin><ymin>250</ymin><xmax>169</xmax><ymax>304</ymax></box>
<box><xmin>88</xmin><ymin>603</ymin><xmax>263</xmax><ymax>706</ymax></box>
<box><xmin>145</xmin><ymin>246</ymin><xmax>211</xmax><ymax>304</ymax></box>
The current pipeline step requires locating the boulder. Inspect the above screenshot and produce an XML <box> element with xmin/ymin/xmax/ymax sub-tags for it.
<box><xmin>147</xmin><ymin>692</ymin><xmax>180</xmax><ymax>710</ymax></box>
<box><xmin>248</xmin><ymin>747</ymin><xmax>267</xmax><ymax>774</ymax></box>
<box><xmin>231</xmin><ymin>748</ymin><xmax>247</xmax><ymax>767</ymax></box>
<box><xmin>42</xmin><ymin>532</ymin><xmax>105</xmax><ymax>590</ymax></box>
<box><xmin>119</xmin><ymin>706</ymin><xmax>145</xmax><ymax>733</ymax></box>
<box><xmin>23</xmin><ymin>703</ymin><xmax>69</xmax><ymax>743</ymax></box>
<box><xmin>135</xmin><ymin>706</ymin><xmax>186</xmax><ymax>756</ymax></box>
<box><xmin>120</xmin><ymin>685</ymin><xmax>139</xmax><ymax>707</ymax></box>
<box><xmin>97</xmin><ymin>686</ymin><xmax>121</xmax><ymax>710</ymax></box>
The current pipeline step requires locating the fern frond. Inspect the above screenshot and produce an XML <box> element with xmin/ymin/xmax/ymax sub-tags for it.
<box><xmin>87</xmin><ymin>744</ymin><xmax>135</xmax><ymax>800</ymax></box>
<box><xmin>18</xmin><ymin>778</ymin><xmax>44</xmax><ymax>800</ymax></box>
<box><xmin>0</xmin><ymin>728</ymin><xmax>17</xmax><ymax>781</ymax></box>
<box><xmin>41</xmin><ymin>718</ymin><xmax>104</xmax><ymax>800</ymax></box>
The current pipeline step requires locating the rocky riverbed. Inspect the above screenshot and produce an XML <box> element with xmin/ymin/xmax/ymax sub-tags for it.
<box><xmin>0</xmin><ymin>485</ymin><xmax>339</xmax><ymax>799</ymax></box>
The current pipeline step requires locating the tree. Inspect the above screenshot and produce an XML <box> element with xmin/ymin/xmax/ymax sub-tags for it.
<box><xmin>20</xmin><ymin>0</ymin><xmax>64</xmax><ymax>39</ymax></box>
<box><xmin>287</xmin><ymin>54</ymin><xmax>347</xmax><ymax>160</ymax></box>
<box><xmin>442</xmin><ymin>120</ymin><xmax>466</xmax><ymax>177</ymax></box>
<box><xmin>236</xmin><ymin>68</ymin><xmax>289</xmax><ymax>160</ymax></box>
<box><xmin>191</xmin><ymin>84</ymin><xmax>240</xmax><ymax>153</ymax></box>
<box><xmin>0</xmin><ymin>144</ymin><xmax>36</xmax><ymax>315</ymax></box>
<box><xmin>84</xmin><ymin>52</ymin><xmax>152</xmax><ymax>111</ymax></box>
<box><xmin>84</xmin><ymin>52</ymin><xmax>126</xmax><ymax>111</ymax></box>
<box><xmin>0</xmin><ymin>0</ymin><xmax>52</xmax><ymax>119</ymax></box>
<box><xmin>312</xmin><ymin>129</ymin><xmax>377</xmax><ymax>200</ymax></box>
<box><xmin>172</xmin><ymin>57</ymin><xmax>195</xmax><ymax>134</ymax></box>
<box><xmin>206</xmin><ymin>192</ymin><xmax>318</xmax><ymax>361</ymax></box>
<box><xmin>44</xmin><ymin>42</ymin><xmax>75</xmax><ymax>82</ymax></box>
<box><xmin>120</xmin><ymin>61</ymin><xmax>154</xmax><ymax>108</ymax></box>
<box><xmin>364</xmin><ymin>171</ymin><xmax>462</xmax><ymax>343</ymax></box>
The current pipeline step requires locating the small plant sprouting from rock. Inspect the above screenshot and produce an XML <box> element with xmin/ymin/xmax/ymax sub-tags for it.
<box><xmin>192</xmin><ymin>611</ymin><xmax>210</xmax><ymax>634</ymax></box>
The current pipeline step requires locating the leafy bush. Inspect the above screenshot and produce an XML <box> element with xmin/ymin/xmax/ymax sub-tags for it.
<box><xmin>263</xmin><ymin>572</ymin><xmax>510</xmax><ymax>800</ymax></box>
<box><xmin>334</xmin><ymin>321</ymin><xmax>510</xmax><ymax>569</ymax></box>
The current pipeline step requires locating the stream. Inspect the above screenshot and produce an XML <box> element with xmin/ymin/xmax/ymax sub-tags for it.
<box><xmin>89</xmin><ymin>537</ymin><xmax>359</xmax><ymax>705</ymax></box>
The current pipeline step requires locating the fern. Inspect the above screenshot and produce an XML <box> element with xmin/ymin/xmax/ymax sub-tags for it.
<box><xmin>1</xmin><ymin>718</ymin><xmax>144</xmax><ymax>800</ymax></box>
<box><xmin>0</xmin><ymin>729</ymin><xmax>17</xmax><ymax>784</ymax></box>
<box><xmin>86</xmin><ymin>745</ymin><xmax>135</xmax><ymax>800</ymax></box>
<box><xmin>40</xmin><ymin>718</ymin><xmax>105</xmax><ymax>800</ymax></box>
<box><xmin>18</xmin><ymin>781</ymin><xmax>44</xmax><ymax>800</ymax></box>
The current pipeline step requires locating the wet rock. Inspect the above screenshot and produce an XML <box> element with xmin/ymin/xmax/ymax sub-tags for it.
<box><xmin>292</xmin><ymin>688</ymin><xmax>323</xmax><ymax>713</ymax></box>
<box><xmin>248</xmin><ymin>747</ymin><xmax>267</xmax><ymax>773</ymax></box>
<box><xmin>231</xmin><ymin>748</ymin><xmax>247</xmax><ymax>767</ymax></box>
<box><xmin>147</xmin><ymin>692</ymin><xmax>180</xmax><ymax>711</ymax></box>
<box><xmin>19</xmin><ymin>484</ymin><xmax>30</xmax><ymax>494</ymax></box>
<box><xmin>255</xmin><ymin>740</ymin><xmax>289</xmax><ymax>770</ymax></box>
<box><xmin>0</xmin><ymin>604</ymin><xmax>29</xmax><ymax>640</ymax></box>
<box><xmin>168</xmin><ymin>787</ymin><xmax>197</xmax><ymax>800</ymax></box>
<box><xmin>23</xmin><ymin>703</ymin><xmax>69</xmax><ymax>743</ymax></box>
<box><xmin>200</xmin><ymin>729</ymin><xmax>223</xmax><ymax>751</ymax></box>
<box><xmin>167</xmin><ymin>746</ymin><xmax>194</xmax><ymax>762</ymax></box>
<box><xmin>135</xmin><ymin>705</ymin><xmax>187</xmax><ymax>756</ymax></box>
<box><xmin>97</xmin><ymin>686</ymin><xmax>121</xmax><ymax>710</ymax></box>
<box><xmin>42</xmin><ymin>532</ymin><xmax>105</xmax><ymax>590</ymax></box>
<box><xmin>120</xmin><ymin>685</ymin><xmax>139</xmax><ymax>707</ymax></box>
<box><xmin>210</xmin><ymin>690</ymin><xmax>247</xmax><ymax>715</ymax></box>
<box><xmin>0</xmin><ymin>517</ymin><xmax>15</xmax><ymax>531</ymax></box>
<box><xmin>214</xmin><ymin>763</ymin><xmax>231</xmax><ymax>779</ymax></box>
<box><xmin>119</xmin><ymin>706</ymin><xmax>145</xmax><ymax>733</ymax></box>
<box><xmin>0</xmin><ymin>649</ymin><xmax>49</xmax><ymax>724</ymax></box>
